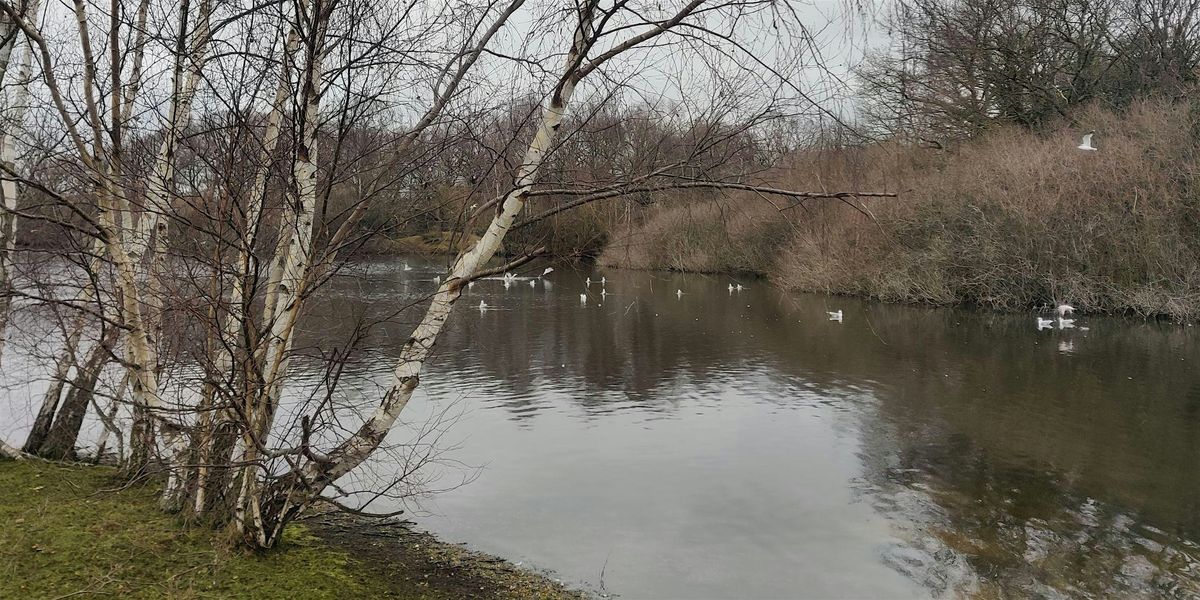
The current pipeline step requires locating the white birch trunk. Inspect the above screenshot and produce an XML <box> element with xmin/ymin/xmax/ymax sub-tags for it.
<box><xmin>191</xmin><ymin>28</ymin><xmax>297</xmax><ymax>516</ymax></box>
<box><xmin>236</xmin><ymin>3</ymin><xmax>327</xmax><ymax>540</ymax></box>
<box><xmin>137</xmin><ymin>0</ymin><xmax>212</xmax><ymax>389</ymax></box>
<box><xmin>287</xmin><ymin>2</ymin><xmax>598</xmax><ymax>499</ymax></box>
<box><xmin>0</xmin><ymin>0</ymin><xmax>41</xmax><ymax>368</ymax></box>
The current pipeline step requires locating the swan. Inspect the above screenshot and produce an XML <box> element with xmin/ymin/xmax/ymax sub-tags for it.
<box><xmin>828</xmin><ymin>310</ymin><xmax>843</xmax><ymax>322</ymax></box>
<box><xmin>1078</xmin><ymin>131</ymin><xmax>1097</xmax><ymax>151</ymax></box>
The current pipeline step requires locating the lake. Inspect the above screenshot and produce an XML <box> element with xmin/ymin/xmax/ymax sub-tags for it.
<box><xmin>6</xmin><ymin>254</ymin><xmax>1200</xmax><ymax>598</ymax></box>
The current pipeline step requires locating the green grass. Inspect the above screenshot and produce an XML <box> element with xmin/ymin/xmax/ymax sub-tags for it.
<box><xmin>0</xmin><ymin>459</ymin><xmax>397</xmax><ymax>599</ymax></box>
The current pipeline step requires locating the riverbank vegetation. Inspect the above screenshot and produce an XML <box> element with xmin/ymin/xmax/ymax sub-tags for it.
<box><xmin>601</xmin><ymin>101</ymin><xmax>1200</xmax><ymax>318</ymax></box>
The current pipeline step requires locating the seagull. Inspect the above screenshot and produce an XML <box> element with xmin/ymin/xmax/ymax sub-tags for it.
<box><xmin>402</xmin><ymin>262</ymin><xmax>412</xmax><ymax>271</ymax></box>
<box><xmin>728</xmin><ymin>284</ymin><xmax>734</xmax><ymax>293</ymax></box>
<box><xmin>1078</xmin><ymin>130</ymin><xmax>1097</xmax><ymax>151</ymax></box>
<box><xmin>580</xmin><ymin>293</ymin><xmax>588</xmax><ymax>304</ymax></box>
<box><xmin>541</xmin><ymin>267</ymin><xmax>554</xmax><ymax>277</ymax></box>
<box><xmin>828</xmin><ymin>310</ymin><xmax>843</xmax><ymax>322</ymax></box>
<box><xmin>1055</xmin><ymin>304</ymin><xmax>1075</xmax><ymax>317</ymax></box>
<box><xmin>586</xmin><ymin>277</ymin><xmax>592</xmax><ymax>286</ymax></box>
<box><xmin>529</xmin><ymin>279</ymin><xmax>536</xmax><ymax>288</ymax></box>
<box><xmin>676</xmin><ymin>289</ymin><xmax>683</xmax><ymax>298</ymax></box>
<box><xmin>478</xmin><ymin>300</ymin><xmax>488</xmax><ymax>311</ymax></box>
<box><xmin>1058</xmin><ymin>317</ymin><xmax>1076</xmax><ymax>329</ymax></box>
<box><xmin>468</xmin><ymin>281</ymin><xmax>475</xmax><ymax>289</ymax></box>
<box><xmin>433</xmin><ymin>275</ymin><xmax>440</xmax><ymax>283</ymax></box>
<box><xmin>504</xmin><ymin>272</ymin><xmax>515</xmax><ymax>280</ymax></box>
<box><xmin>503</xmin><ymin>279</ymin><xmax>512</xmax><ymax>289</ymax></box>
<box><xmin>601</xmin><ymin>276</ymin><xmax>607</xmax><ymax>285</ymax></box>
<box><xmin>601</xmin><ymin>289</ymin><xmax>608</xmax><ymax>298</ymax></box>
<box><xmin>1036</xmin><ymin>317</ymin><xmax>1055</xmax><ymax>330</ymax></box>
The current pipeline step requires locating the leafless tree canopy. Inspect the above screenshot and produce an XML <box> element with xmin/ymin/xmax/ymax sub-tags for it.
<box><xmin>0</xmin><ymin>0</ymin><xmax>883</xmax><ymax>549</ymax></box>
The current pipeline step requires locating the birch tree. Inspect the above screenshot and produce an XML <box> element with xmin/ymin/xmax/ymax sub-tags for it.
<box><xmin>0</xmin><ymin>0</ymin><xmax>891</xmax><ymax>550</ymax></box>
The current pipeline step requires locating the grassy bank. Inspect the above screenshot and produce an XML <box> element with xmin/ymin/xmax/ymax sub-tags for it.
<box><xmin>0</xmin><ymin>459</ymin><xmax>583</xmax><ymax>599</ymax></box>
<box><xmin>599</xmin><ymin>101</ymin><xmax>1200</xmax><ymax>319</ymax></box>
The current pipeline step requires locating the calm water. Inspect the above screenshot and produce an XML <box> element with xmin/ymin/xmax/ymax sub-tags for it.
<box><xmin>6</xmin><ymin>255</ymin><xmax>1200</xmax><ymax>598</ymax></box>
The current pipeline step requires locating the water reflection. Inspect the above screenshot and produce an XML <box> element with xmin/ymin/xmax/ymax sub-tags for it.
<box><xmin>284</xmin><ymin>258</ymin><xmax>1200</xmax><ymax>598</ymax></box>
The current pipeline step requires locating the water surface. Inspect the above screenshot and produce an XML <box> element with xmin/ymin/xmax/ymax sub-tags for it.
<box><xmin>292</xmin><ymin>257</ymin><xmax>1200</xmax><ymax>599</ymax></box>
<box><xmin>5</xmin><ymin>255</ymin><xmax>1200</xmax><ymax>599</ymax></box>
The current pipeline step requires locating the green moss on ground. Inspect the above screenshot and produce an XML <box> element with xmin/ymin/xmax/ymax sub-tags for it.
<box><xmin>0</xmin><ymin>459</ymin><xmax>581</xmax><ymax>599</ymax></box>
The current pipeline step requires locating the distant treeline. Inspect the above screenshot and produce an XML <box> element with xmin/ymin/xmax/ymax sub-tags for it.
<box><xmin>598</xmin><ymin>0</ymin><xmax>1200</xmax><ymax>318</ymax></box>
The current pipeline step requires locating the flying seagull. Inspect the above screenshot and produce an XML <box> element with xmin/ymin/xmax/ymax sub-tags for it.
<box><xmin>1078</xmin><ymin>131</ymin><xmax>1097</xmax><ymax>151</ymax></box>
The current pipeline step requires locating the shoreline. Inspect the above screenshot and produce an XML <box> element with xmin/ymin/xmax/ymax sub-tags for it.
<box><xmin>0</xmin><ymin>459</ymin><xmax>588</xmax><ymax>599</ymax></box>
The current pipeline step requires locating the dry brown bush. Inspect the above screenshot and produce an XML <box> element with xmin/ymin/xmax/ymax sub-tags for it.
<box><xmin>602</xmin><ymin>100</ymin><xmax>1200</xmax><ymax>318</ymax></box>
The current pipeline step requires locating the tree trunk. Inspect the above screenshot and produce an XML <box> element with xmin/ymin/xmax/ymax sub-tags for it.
<box><xmin>250</xmin><ymin>0</ymin><xmax>599</xmax><ymax>550</ymax></box>
<box><xmin>0</xmin><ymin>0</ymin><xmax>43</xmax><ymax>368</ymax></box>
<box><xmin>39</xmin><ymin>330</ymin><xmax>116</xmax><ymax>460</ymax></box>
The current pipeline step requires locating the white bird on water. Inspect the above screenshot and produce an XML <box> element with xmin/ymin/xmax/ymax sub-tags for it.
<box><xmin>580</xmin><ymin>293</ymin><xmax>588</xmax><ymax>304</ymax></box>
<box><xmin>1058</xmin><ymin>317</ymin><xmax>1076</xmax><ymax>329</ymax></box>
<box><xmin>529</xmin><ymin>279</ymin><xmax>536</xmax><ymax>288</ymax></box>
<box><xmin>1055</xmin><ymin>304</ymin><xmax>1075</xmax><ymax>317</ymax></box>
<box><xmin>1078</xmin><ymin>131</ymin><xmax>1097</xmax><ymax>151</ymax></box>
<box><xmin>728</xmin><ymin>283</ymin><xmax>735</xmax><ymax>293</ymax></box>
<box><xmin>601</xmin><ymin>289</ymin><xmax>608</xmax><ymax>298</ymax></box>
<box><xmin>676</xmin><ymin>289</ymin><xmax>684</xmax><ymax>298</ymax></box>
<box><xmin>402</xmin><ymin>262</ymin><xmax>412</xmax><ymax>271</ymax></box>
<box><xmin>1036</xmin><ymin>317</ymin><xmax>1055</xmax><ymax>330</ymax></box>
<box><xmin>478</xmin><ymin>300</ymin><xmax>488</xmax><ymax>312</ymax></box>
<box><xmin>601</xmin><ymin>276</ymin><xmax>607</xmax><ymax>285</ymax></box>
<box><xmin>736</xmin><ymin>283</ymin><xmax>744</xmax><ymax>291</ymax></box>
<box><xmin>433</xmin><ymin>275</ymin><xmax>440</xmax><ymax>283</ymax></box>
<box><xmin>828</xmin><ymin>310</ymin><xmax>843</xmax><ymax>322</ymax></box>
<box><xmin>586</xmin><ymin>277</ymin><xmax>592</xmax><ymax>286</ymax></box>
